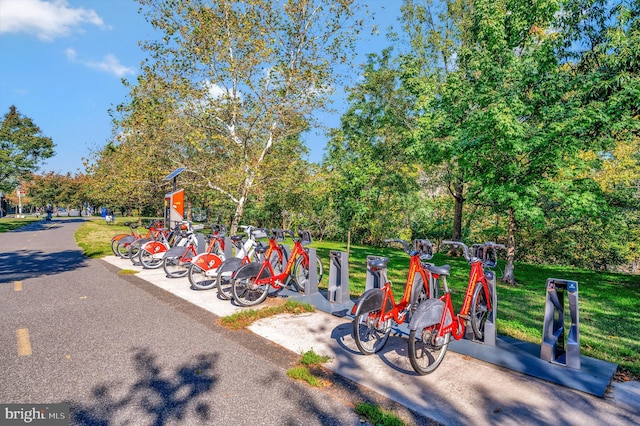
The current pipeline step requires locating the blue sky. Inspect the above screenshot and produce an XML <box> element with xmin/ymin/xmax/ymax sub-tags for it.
<box><xmin>0</xmin><ymin>0</ymin><xmax>401</xmax><ymax>175</ymax></box>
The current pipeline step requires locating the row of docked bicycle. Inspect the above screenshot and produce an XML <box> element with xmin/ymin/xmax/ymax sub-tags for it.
<box><xmin>350</xmin><ymin>238</ymin><xmax>504</xmax><ymax>375</ymax></box>
<box><xmin>110</xmin><ymin>220</ymin><xmax>323</xmax><ymax>307</ymax></box>
<box><xmin>111</xmin><ymin>220</ymin><xmax>505</xmax><ymax>375</ymax></box>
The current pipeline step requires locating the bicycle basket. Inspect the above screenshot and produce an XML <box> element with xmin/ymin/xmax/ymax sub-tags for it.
<box><xmin>272</xmin><ymin>229</ymin><xmax>286</xmax><ymax>242</ymax></box>
<box><xmin>252</xmin><ymin>228</ymin><xmax>268</xmax><ymax>239</ymax></box>
<box><xmin>473</xmin><ymin>243</ymin><xmax>498</xmax><ymax>267</ymax></box>
<box><xmin>298</xmin><ymin>230</ymin><xmax>312</xmax><ymax>245</ymax></box>
<box><xmin>414</xmin><ymin>239</ymin><xmax>434</xmax><ymax>260</ymax></box>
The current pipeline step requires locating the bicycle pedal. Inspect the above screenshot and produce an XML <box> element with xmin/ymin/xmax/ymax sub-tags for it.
<box><xmin>458</xmin><ymin>314</ymin><xmax>470</xmax><ymax>321</ymax></box>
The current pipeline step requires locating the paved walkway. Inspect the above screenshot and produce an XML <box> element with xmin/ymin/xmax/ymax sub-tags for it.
<box><xmin>102</xmin><ymin>255</ymin><xmax>640</xmax><ymax>425</ymax></box>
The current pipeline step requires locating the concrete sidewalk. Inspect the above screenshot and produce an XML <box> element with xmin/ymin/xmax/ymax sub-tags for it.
<box><xmin>103</xmin><ymin>255</ymin><xmax>640</xmax><ymax>425</ymax></box>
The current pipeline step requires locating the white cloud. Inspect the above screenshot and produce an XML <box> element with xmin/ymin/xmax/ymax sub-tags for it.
<box><xmin>66</xmin><ymin>47</ymin><xmax>135</xmax><ymax>78</ymax></box>
<box><xmin>0</xmin><ymin>0</ymin><xmax>106</xmax><ymax>41</ymax></box>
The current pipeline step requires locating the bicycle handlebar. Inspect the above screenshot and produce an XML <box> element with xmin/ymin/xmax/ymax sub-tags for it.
<box><xmin>385</xmin><ymin>239</ymin><xmax>411</xmax><ymax>255</ymax></box>
<box><xmin>385</xmin><ymin>238</ymin><xmax>434</xmax><ymax>260</ymax></box>
<box><xmin>442</xmin><ymin>240</ymin><xmax>505</xmax><ymax>267</ymax></box>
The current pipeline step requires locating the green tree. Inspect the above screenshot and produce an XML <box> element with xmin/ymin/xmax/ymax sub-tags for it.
<box><xmin>122</xmin><ymin>0</ymin><xmax>363</xmax><ymax>234</ymax></box>
<box><xmin>0</xmin><ymin>105</ymin><xmax>55</xmax><ymax>193</ymax></box>
<box><xmin>326</xmin><ymin>49</ymin><xmax>420</xmax><ymax>250</ymax></box>
<box><xmin>401</xmin><ymin>0</ymin><xmax>472</xmax><ymax>243</ymax></box>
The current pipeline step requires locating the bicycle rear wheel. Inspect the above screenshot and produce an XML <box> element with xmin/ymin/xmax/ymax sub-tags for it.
<box><xmin>115</xmin><ymin>240</ymin><xmax>132</xmax><ymax>259</ymax></box>
<box><xmin>470</xmin><ymin>283</ymin><xmax>491</xmax><ymax>340</ymax></box>
<box><xmin>352</xmin><ymin>311</ymin><xmax>391</xmax><ymax>355</ymax></box>
<box><xmin>408</xmin><ymin>326</ymin><xmax>450</xmax><ymax>375</ymax></box>
<box><xmin>163</xmin><ymin>255</ymin><xmax>189</xmax><ymax>278</ymax></box>
<box><xmin>189</xmin><ymin>264</ymin><xmax>217</xmax><ymax>290</ymax></box>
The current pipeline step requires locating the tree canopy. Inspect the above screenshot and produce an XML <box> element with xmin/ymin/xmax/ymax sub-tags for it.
<box><xmin>0</xmin><ymin>105</ymin><xmax>55</xmax><ymax>193</ymax></box>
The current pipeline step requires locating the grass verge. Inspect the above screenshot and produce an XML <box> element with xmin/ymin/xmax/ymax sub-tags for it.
<box><xmin>0</xmin><ymin>216</ymin><xmax>40</xmax><ymax>232</ymax></box>
<box><xmin>354</xmin><ymin>402</ymin><xmax>407</xmax><ymax>426</ymax></box>
<box><xmin>287</xmin><ymin>348</ymin><xmax>332</xmax><ymax>388</ymax></box>
<box><xmin>218</xmin><ymin>300</ymin><xmax>315</xmax><ymax>330</ymax></box>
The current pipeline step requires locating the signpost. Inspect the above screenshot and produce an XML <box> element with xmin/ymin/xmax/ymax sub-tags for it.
<box><xmin>16</xmin><ymin>188</ymin><xmax>26</xmax><ymax>218</ymax></box>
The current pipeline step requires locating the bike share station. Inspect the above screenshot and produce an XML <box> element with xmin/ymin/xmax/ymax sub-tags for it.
<box><xmin>287</xmin><ymin>243</ymin><xmax>616</xmax><ymax>397</ymax></box>
<box><xmin>163</xmin><ymin>167</ymin><xmax>186</xmax><ymax>228</ymax></box>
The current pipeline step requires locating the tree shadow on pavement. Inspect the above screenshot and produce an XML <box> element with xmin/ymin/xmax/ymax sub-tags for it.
<box><xmin>0</xmin><ymin>249</ymin><xmax>88</xmax><ymax>284</ymax></box>
<box><xmin>68</xmin><ymin>348</ymin><xmax>218</xmax><ymax>426</ymax></box>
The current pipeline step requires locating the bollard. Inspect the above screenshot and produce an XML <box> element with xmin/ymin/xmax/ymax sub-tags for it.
<box><xmin>196</xmin><ymin>233</ymin><xmax>206</xmax><ymax>255</ymax></box>
<box><xmin>540</xmin><ymin>278</ymin><xmax>580</xmax><ymax>369</ymax></box>
<box><xmin>303</xmin><ymin>247</ymin><xmax>319</xmax><ymax>295</ymax></box>
<box><xmin>224</xmin><ymin>236</ymin><xmax>233</xmax><ymax>259</ymax></box>
<box><xmin>328</xmin><ymin>251</ymin><xmax>350</xmax><ymax>304</ymax></box>
<box><xmin>365</xmin><ymin>256</ymin><xmax>389</xmax><ymax>291</ymax></box>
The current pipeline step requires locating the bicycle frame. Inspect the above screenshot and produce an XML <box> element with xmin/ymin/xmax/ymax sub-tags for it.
<box><xmin>359</xmin><ymin>253</ymin><xmax>431</xmax><ymax>326</ymax></box>
<box><xmin>252</xmin><ymin>238</ymin><xmax>307</xmax><ymax>288</ymax></box>
<box><xmin>429</xmin><ymin>243</ymin><xmax>497</xmax><ymax>342</ymax></box>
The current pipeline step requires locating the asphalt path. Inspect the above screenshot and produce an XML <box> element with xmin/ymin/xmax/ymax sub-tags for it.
<box><xmin>0</xmin><ymin>218</ymin><xmax>404</xmax><ymax>425</ymax></box>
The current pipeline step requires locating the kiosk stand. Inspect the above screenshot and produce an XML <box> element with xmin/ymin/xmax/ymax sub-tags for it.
<box><xmin>162</xmin><ymin>167</ymin><xmax>186</xmax><ymax>228</ymax></box>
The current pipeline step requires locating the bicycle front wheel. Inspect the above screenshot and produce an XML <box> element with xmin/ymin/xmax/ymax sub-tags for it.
<box><xmin>115</xmin><ymin>240</ymin><xmax>132</xmax><ymax>259</ymax></box>
<box><xmin>291</xmin><ymin>255</ymin><xmax>323</xmax><ymax>293</ymax></box>
<box><xmin>139</xmin><ymin>248</ymin><xmax>163</xmax><ymax>269</ymax></box>
<box><xmin>470</xmin><ymin>283</ymin><xmax>491</xmax><ymax>340</ymax></box>
<box><xmin>352</xmin><ymin>311</ymin><xmax>391</xmax><ymax>355</ymax></box>
<box><xmin>232</xmin><ymin>274</ymin><xmax>269</xmax><ymax>307</ymax></box>
<box><xmin>408</xmin><ymin>326</ymin><xmax>450</xmax><ymax>375</ymax></box>
<box><xmin>111</xmin><ymin>234</ymin><xmax>127</xmax><ymax>256</ymax></box>
<box><xmin>163</xmin><ymin>255</ymin><xmax>189</xmax><ymax>278</ymax></box>
<box><xmin>189</xmin><ymin>264</ymin><xmax>217</xmax><ymax>290</ymax></box>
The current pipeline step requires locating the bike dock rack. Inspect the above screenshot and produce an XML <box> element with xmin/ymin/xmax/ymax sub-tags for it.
<box><xmin>224</xmin><ymin>236</ymin><xmax>233</xmax><ymax>258</ymax></box>
<box><xmin>286</xmin><ymin>249</ymin><xmax>354</xmax><ymax>317</ymax></box>
<box><xmin>365</xmin><ymin>256</ymin><xmax>388</xmax><ymax>291</ymax></box>
<box><xmin>328</xmin><ymin>251</ymin><xmax>350</xmax><ymax>304</ymax></box>
<box><xmin>540</xmin><ymin>278</ymin><xmax>580</xmax><ymax>369</ymax></box>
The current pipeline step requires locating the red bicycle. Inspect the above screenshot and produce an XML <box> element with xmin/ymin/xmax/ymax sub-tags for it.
<box><xmin>351</xmin><ymin>239</ymin><xmax>441</xmax><ymax>355</ymax></box>
<box><xmin>407</xmin><ymin>241</ymin><xmax>504</xmax><ymax>375</ymax></box>
<box><xmin>230</xmin><ymin>230</ymin><xmax>323</xmax><ymax>306</ymax></box>
<box><xmin>214</xmin><ymin>228</ymin><xmax>288</xmax><ymax>299</ymax></box>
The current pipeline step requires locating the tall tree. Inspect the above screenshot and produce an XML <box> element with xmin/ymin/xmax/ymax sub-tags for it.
<box><xmin>124</xmin><ymin>0</ymin><xmax>362</xmax><ymax>233</ymax></box>
<box><xmin>0</xmin><ymin>105</ymin><xmax>55</xmax><ymax>193</ymax></box>
<box><xmin>400</xmin><ymin>0</ymin><xmax>473</xmax><ymax>243</ymax></box>
<box><xmin>326</xmin><ymin>49</ymin><xmax>420</xmax><ymax>249</ymax></box>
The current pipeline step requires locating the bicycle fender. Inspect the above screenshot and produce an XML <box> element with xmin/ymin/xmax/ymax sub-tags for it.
<box><xmin>409</xmin><ymin>299</ymin><xmax>445</xmax><ymax>331</ymax></box>
<box><xmin>192</xmin><ymin>253</ymin><xmax>224</xmax><ymax>271</ymax></box>
<box><xmin>119</xmin><ymin>235</ymin><xmax>137</xmax><ymax>244</ymax></box>
<box><xmin>233</xmin><ymin>262</ymin><xmax>265</xmax><ymax>280</ymax></box>
<box><xmin>352</xmin><ymin>289</ymin><xmax>386</xmax><ymax>316</ymax></box>
<box><xmin>142</xmin><ymin>241</ymin><xmax>166</xmax><ymax>254</ymax></box>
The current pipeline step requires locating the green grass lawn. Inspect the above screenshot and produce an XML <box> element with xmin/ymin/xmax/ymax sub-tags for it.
<box><xmin>0</xmin><ymin>216</ymin><xmax>40</xmax><ymax>232</ymax></box>
<box><xmin>9</xmin><ymin>216</ymin><xmax>635</xmax><ymax>380</ymax></box>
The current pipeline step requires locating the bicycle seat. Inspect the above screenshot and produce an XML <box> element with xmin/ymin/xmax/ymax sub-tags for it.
<box><xmin>367</xmin><ymin>256</ymin><xmax>389</xmax><ymax>270</ymax></box>
<box><xmin>425</xmin><ymin>263</ymin><xmax>451</xmax><ymax>276</ymax></box>
<box><xmin>230</xmin><ymin>235</ymin><xmax>244</xmax><ymax>242</ymax></box>
<box><xmin>254</xmin><ymin>244</ymin><xmax>268</xmax><ymax>254</ymax></box>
